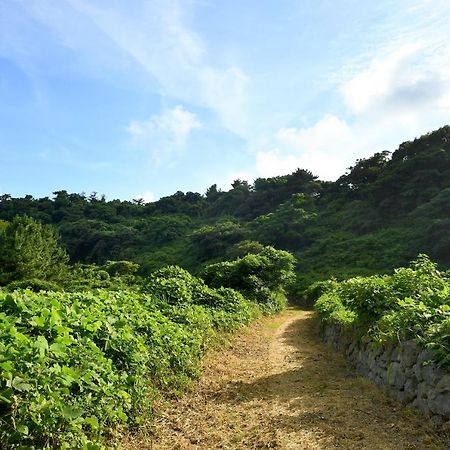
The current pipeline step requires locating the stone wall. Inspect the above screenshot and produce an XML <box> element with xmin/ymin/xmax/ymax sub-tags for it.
<box><xmin>322</xmin><ymin>323</ymin><xmax>450</xmax><ymax>425</ymax></box>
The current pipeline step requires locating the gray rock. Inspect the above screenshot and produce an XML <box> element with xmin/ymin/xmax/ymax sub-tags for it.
<box><xmin>380</xmin><ymin>346</ymin><xmax>393</xmax><ymax>363</ymax></box>
<box><xmin>412</xmin><ymin>363</ymin><xmax>424</xmax><ymax>382</ymax></box>
<box><xmin>430</xmin><ymin>415</ymin><xmax>444</xmax><ymax>427</ymax></box>
<box><xmin>369</xmin><ymin>342</ymin><xmax>384</xmax><ymax>358</ymax></box>
<box><xmin>387</xmin><ymin>362</ymin><xmax>406</xmax><ymax>389</ymax></box>
<box><xmin>423</xmin><ymin>364</ymin><xmax>445</xmax><ymax>385</ymax></box>
<box><xmin>429</xmin><ymin>392</ymin><xmax>450</xmax><ymax>417</ymax></box>
<box><xmin>391</xmin><ymin>346</ymin><xmax>401</xmax><ymax>362</ymax></box>
<box><xmin>404</xmin><ymin>366</ymin><xmax>414</xmax><ymax>379</ymax></box>
<box><xmin>417</xmin><ymin>382</ymin><xmax>429</xmax><ymax>400</ymax></box>
<box><xmin>417</xmin><ymin>348</ymin><xmax>435</xmax><ymax>366</ymax></box>
<box><xmin>403</xmin><ymin>378</ymin><xmax>419</xmax><ymax>403</ymax></box>
<box><xmin>428</xmin><ymin>387</ymin><xmax>437</xmax><ymax>401</ymax></box>
<box><xmin>435</xmin><ymin>374</ymin><xmax>450</xmax><ymax>394</ymax></box>
<box><xmin>399</xmin><ymin>341</ymin><xmax>420</xmax><ymax>368</ymax></box>
<box><xmin>320</xmin><ymin>321</ymin><xmax>450</xmax><ymax>421</ymax></box>
<box><xmin>347</xmin><ymin>342</ymin><xmax>355</xmax><ymax>357</ymax></box>
<box><xmin>412</xmin><ymin>397</ymin><xmax>431</xmax><ymax>416</ymax></box>
<box><xmin>374</xmin><ymin>375</ymin><xmax>384</xmax><ymax>388</ymax></box>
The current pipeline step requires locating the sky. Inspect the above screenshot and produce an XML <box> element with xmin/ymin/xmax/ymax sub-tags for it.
<box><xmin>1</xmin><ymin>0</ymin><xmax>450</xmax><ymax>201</ymax></box>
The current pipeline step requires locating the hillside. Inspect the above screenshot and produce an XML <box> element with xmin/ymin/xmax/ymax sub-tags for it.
<box><xmin>1</xmin><ymin>126</ymin><xmax>450</xmax><ymax>448</ymax></box>
<box><xmin>1</xmin><ymin>125</ymin><xmax>449</xmax><ymax>290</ymax></box>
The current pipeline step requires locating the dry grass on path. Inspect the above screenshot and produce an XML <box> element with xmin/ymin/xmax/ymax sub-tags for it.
<box><xmin>123</xmin><ymin>309</ymin><xmax>450</xmax><ymax>449</ymax></box>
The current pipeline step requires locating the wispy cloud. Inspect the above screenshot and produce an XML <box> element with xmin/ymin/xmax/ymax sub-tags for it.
<box><xmin>2</xmin><ymin>0</ymin><xmax>450</xmax><ymax>195</ymax></box>
<box><xmin>2</xmin><ymin>0</ymin><xmax>250</xmax><ymax>136</ymax></box>
<box><xmin>127</xmin><ymin>105</ymin><xmax>202</xmax><ymax>165</ymax></box>
<box><xmin>43</xmin><ymin>0</ymin><xmax>250</xmax><ymax>137</ymax></box>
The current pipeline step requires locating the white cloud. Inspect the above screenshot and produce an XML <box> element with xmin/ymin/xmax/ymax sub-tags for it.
<box><xmin>7</xmin><ymin>0</ymin><xmax>450</xmax><ymax>189</ymax></box>
<box><xmin>256</xmin><ymin>148</ymin><xmax>343</xmax><ymax>181</ymax></box>
<box><xmin>126</xmin><ymin>105</ymin><xmax>202</xmax><ymax>165</ymax></box>
<box><xmin>341</xmin><ymin>43</ymin><xmax>450</xmax><ymax>116</ymax></box>
<box><xmin>277</xmin><ymin>115</ymin><xmax>352</xmax><ymax>152</ymax></box>
<box><xmin>255</xmin><ymin>149</ymin><xmax>301</xmax><ymax>178</ymax></box>
<box><xmin>127</xmin><ymin>105</ymin><xmax>202</xmax><ymax>146</ymax></box>
<box><xmin>254</xmin><ymin>115</ymin><xmax>355</xmax><ymax>180</ymax></box>
<box><xmin>341</xmin><ymin>44</ymin><xmax>420</xmax><ymax>115</ymax></box>
<box><xmin>254</xmin><ymin>13</ymin><xmax>450</xmax><ymax>183</ymax></box>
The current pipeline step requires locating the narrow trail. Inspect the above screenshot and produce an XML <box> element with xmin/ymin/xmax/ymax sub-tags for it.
<box><xmin>124</xmin><ymin>309</ymin><xmax>450</xmax><ymax>449</ymax></box>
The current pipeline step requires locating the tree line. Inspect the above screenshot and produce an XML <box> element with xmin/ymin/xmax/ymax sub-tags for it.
<box><xmin>1</xmin><ymin>125</ymin><xmax>449</xmax><ymax>292</ymax></box>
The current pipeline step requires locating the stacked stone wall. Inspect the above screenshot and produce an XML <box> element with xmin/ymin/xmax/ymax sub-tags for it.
<box><xmin>322</xmin><ymin>324</ymin><xmax>450</xmax><ymax>425</ymax></box>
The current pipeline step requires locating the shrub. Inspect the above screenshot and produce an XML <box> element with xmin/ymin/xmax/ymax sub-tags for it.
<box><xmin>200</xmin><ymin>246</ymin><xmax>296</xmax><ymax>312</ymax></box>
<box><xmin>5</xmin><ymin>278</ymin><xmax>62</xmax><ymax>292</ymax></box>
<box><xmin>303</xmin><ymin>278</ymin><xmax>338</xmax><ymax>304</ymax></box>
<box><xmin>0</xmin><ymin>265</ymin><xmax>262</xmax><ymax>448</ymax></box>
<box><xmin>337</xmin><ymin>275</ymin><xmax>394</xmax><ymax>320</ymax></box>
<box><xmin>315</xmin><ymin>255</ymin><xmax>450</xmax><ymax>367</ymax></box>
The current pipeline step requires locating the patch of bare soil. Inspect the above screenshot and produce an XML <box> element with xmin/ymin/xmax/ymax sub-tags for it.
<box><xmin>123</xmin><ymin>309</ymin><xmax>450</xmax><ymax>449</ymax></box>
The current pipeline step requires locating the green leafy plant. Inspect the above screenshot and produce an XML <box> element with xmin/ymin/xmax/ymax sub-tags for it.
<box><xmin>0</xmin><ymin>259</ymin><xmax>267</xmax><ymax>448</ymax></box>
<box><xmin>315</xmin><ymin>255</ymin><xmax>450</xmax><ymax>367</ymax></box>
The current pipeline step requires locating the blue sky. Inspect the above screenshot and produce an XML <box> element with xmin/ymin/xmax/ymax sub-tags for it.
<box><xmin>1</xmin><ymin>0</ymin><xmax>450</xmax><ymax>201</ymax></box>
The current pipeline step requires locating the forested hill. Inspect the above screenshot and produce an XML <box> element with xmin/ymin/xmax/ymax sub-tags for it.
<box><xmin>1</xmin><ymin>125</ymin><xmax>449</xmax><ymax>290</ymax></box>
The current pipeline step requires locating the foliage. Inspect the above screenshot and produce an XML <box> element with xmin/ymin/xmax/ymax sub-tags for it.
<box><xmin>1</xmin><ymin>126</ymin><xmax>449</xmax><ymax>284</ymax></box>
<box><xmin>315</xmin><ymin>255</ymin><xmax>450</xmax><ymax>366</ymax></box>
<box><xmin>63</xmin><ymin>262</ymin><xmax>140</xmax><ymax>292</ymax></box>
<box><xmin>225</xmin><ymin>240</ymin><xmax>265</xmax><ymax>259</ymax></box>
<box><xmin>315</xmin><ymin>292</ymin><xmax>357</xmax><ymax>327</ymax></box>
<box><xmin>102</xmin><ymin>260</ymin><xmax>140</xmax><ymax>277</ymax></box>
<box><xmin>201</xmin><ymin>246</ymin><xmax>295</xmax><ymax>312</ymax></box>
<box><xmin>5</xmin><ymin>279</ymin><xmax>62</xmax><ymax>293</ymax></box>
<box><xmin>0</xmin><ymin>263</ymin><xmax>263</xmax><ymax>448</ymax></box>
<box><xmin>1</xmin><ymin>125</ymin><xmax>449</xmax><ymax>447</ymax></box>
<box><xmin>0</xmin><ymin>216</ymin><xmax>68</xmax><ymax>285</ymax></box>
<box><xmin>302</xmin><ymin>278</ymin><xmax>339</xmax><ymax>305</ymax></box>
<box><xmin>251</xmin><ymin>194</ymin><xmax>316</xmax><ymax>250</ymax></box>
<box><xmin>191</xmin><ymin>220</ymin><xmax>247</xmax><ymax>261</ymax></box>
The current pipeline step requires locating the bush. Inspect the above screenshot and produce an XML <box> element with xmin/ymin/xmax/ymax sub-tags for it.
<box><xmin>5</xmin><ymin>278</ymin><xmax>62</xmax><ymax>292</ymax></box>
<box><xmin>315</xmin><ymin>291</ymin><xmax>356</xmax><ymax>327</ymax></box>
<box><xmin>0</xmin><ymin>265</ymin><xmax>263</xmax><ymax>448</ymax></box>
<box><xmin>200</xmin><ymin>246</ymin><xmax>296</xmax><ymax>312</ymax></box>
<box><xmin>337</xmin><ymin>275</ymin><xmax>394</xmax><ymax>320</ymax></box>
<box><xmin>315</xmin><ymin>255</ymin><xmax>450</xmax><ymax>367</ymax></box>
<box><xmin>303</xmin><ymin>278</ymin><xmax>338</xmax><ymax>304</ymax></box>
<box><xmin>144</xmin><ymin>266</ymin><xmax>197</xmax><ymax>305</ymax></box>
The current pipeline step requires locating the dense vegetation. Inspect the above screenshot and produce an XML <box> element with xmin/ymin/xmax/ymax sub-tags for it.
<box><xmin>315</xmin><ymin>255</ymin><xmax>450</xmax><ymax>368</ymax></box>
<box><xmin>0</xmin><ymin>241</ymin><xmax>293</xmax><ymax>448</ymax></box>
<box><xmin>1</xmin><ymin>125</ymin><xmax>449</xmax><ymax>291</ymax></box>
<box><xmin>1</xmin><ymin>125</ymin><xmax>449</xmax><ymax>447</ymax></box>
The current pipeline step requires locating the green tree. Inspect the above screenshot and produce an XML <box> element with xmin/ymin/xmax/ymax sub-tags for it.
<box><xmin>251</xmin><ymin>194</ymin><xmax>316</xmax><ymax>249</ymax></box>
<box><xmin>0</xmin><ymin>215</ymin><xmax>68</xmax><ymax>284</ymax></box>
<box><xmin>191</xmin><ymin>220</ymin><xmax>247</xmax><ymax>261</ymax></box>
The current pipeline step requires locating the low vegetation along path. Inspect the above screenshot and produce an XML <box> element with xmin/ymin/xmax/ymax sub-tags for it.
<box><xmin>125</xmin><ymin>308</ymin><xmax>450</xmax><ymax>449</ymax></box>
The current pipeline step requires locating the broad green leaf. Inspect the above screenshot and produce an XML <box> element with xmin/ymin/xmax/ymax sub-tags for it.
<box><xmin>62</xmin><ymin>405</ymin><xmax>84</xmax><ymax>419</ymax></box>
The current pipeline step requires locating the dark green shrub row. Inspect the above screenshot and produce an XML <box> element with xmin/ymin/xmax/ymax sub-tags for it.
<box><xmin>0</xmin><ymin>270</ymin><xmax>260</xmax><ymax>449</ymax></box>
<box><xmin>315</xmin><ymin>255</ymin><xmax>450</xmax><ymax>367</ymax></box>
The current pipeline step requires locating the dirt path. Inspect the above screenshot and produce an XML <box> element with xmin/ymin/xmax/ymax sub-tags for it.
<box><xmin>124</xmin><ymin>308</ymin><xmax>450</xmax><ymax>449</ymax></box>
